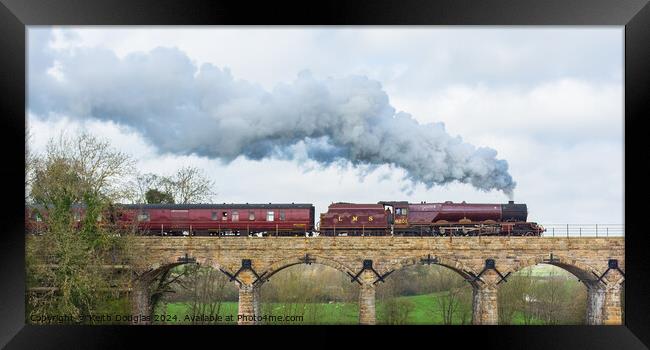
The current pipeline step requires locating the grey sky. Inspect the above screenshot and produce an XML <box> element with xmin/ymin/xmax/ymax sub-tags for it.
<box><xmin>27</xmin><ymin>27</ymin><xmax>624</xmax><ymax>225</ymax></box>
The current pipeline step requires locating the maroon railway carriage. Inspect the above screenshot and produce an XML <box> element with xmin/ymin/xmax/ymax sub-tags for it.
<box><xmin>25</xmin><ymin>206</ymin><xmax>46</xmax><ymax>234</ymax></box>
<box><xmin>25</xmin><ymin>203</ymin><xmax>315</xmax><ymax>237</ymax></box>
<box><xmin>25</xmin><ymin>204</ymin><xmax>86</xmax><ymax>235</ymax></box>
<box><xmin>319</xmin><ymin>200</ymin><xmax>543</xmax><ymax>236</ymax></box>
<box><xmin>118</xmin><ymin>203</ymin><xmax>315</xmax><ymax>236</ymax></box>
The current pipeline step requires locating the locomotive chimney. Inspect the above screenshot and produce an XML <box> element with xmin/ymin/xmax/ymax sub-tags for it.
<box><xmin>508</xmin><ymin>200</ymin><xmax>514</xmax><ymax>204</ymax></box>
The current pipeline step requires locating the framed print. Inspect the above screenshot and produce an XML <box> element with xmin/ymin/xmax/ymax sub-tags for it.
<box><xmin>2</xmin><ymin>0</ymin><xmax>649</xmax><ymax>348</ymax></box>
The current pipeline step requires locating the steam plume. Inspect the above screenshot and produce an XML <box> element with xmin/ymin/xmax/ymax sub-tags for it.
<box><xmin>29</xmin><ymin>34</ymin><xmax>516</xmax><ymax>196</ymax></box>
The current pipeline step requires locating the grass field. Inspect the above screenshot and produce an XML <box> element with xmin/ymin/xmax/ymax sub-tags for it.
<box><xmin>155</xmin><ymin>292</ymin><xmax>544</xmax><ymax>325</ymax></box>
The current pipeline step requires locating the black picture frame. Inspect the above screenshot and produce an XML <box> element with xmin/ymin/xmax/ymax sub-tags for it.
<box><xmin>1</xmin><ymin>0</ymin><xmax>649</xmax><ymax>348</ymax></box>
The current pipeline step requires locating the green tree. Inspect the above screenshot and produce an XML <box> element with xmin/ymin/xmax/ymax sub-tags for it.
<box><xmin>131</xmin><ymin>166</ymin><xmax>215</xmax><ymax>204</ymax></box>
<box><xmin>145</xmin><ymin>188</ymin><xmax>175</xmax><ymax>204</ymax></box>
<box><xmin>26</xmin><ymin>132</ymin><xmax>134</xmax><ymax>324</ymax></box>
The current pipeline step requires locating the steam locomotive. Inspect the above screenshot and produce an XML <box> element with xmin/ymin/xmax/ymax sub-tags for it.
<box><xmin>25</xmin><ymin>200</ymin><xmax>543</xmax><ymax>237</ymax></box>
<box><xmin>319</xmin><ymin>200</ymin><xmax>544</xmax><ymax>236</ymax></box>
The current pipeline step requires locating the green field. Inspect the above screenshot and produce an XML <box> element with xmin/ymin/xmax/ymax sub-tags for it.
<box><xmin>155</xmin><ymin>292</ymin><xmax>543</xmax><ymax>325</ymax></box>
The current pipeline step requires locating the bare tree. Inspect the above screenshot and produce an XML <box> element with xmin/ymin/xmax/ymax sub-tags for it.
<box><xmin>30</xmin><ymin>132</ymin><xmax>135</xmax><ymax>204</ymax></box>
<box><xmin>430</xmin><ymin>267</ymin><xmax>469</xmax><ymax>324</ymax></box>
<box><xmin>183</xmin><ymin>264</ymin><xmax>232</xmax><ymax>324</ymax></box>
<box><xmin>381</xmin><ymin>297</ymin><xmax>415</xmax><ymax>325</ymax></box>
<box><xmin>129</xmin><ymin>173</ymin><xmax>175</xmax><ymax>204</ymax></box>
<box><xmin>129</xmin><ymin>173</ymin><xmax>161</xmax><ymax>204</ymax></box>
<box><xmin>166</xmin><ymin>166</ymin><xmax>215</xmax><ymax>204</ymax></box>
<box><xmin>498</xmin><ymin>268</ymin><xmax>535</xmax><ymax>324</ymax></box>
<box><xmin>519</xmin><ymin>268</ymin><xmax>538</xmax><ymax>325</ymax></box>
<box><xmin>533</xmin><ymin>269</ymin><xmax>581</xmax><ymax>325</ymax></box>
<box><xmin>130</xmin><ymin>166</ymin><xmax>215</xmax><ymax>204</ymax></box>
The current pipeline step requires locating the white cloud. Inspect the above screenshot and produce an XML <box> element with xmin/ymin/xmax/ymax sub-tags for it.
<box><xmin>391</xmin><ymin>79</ymin><xmax>622</xmax><ymax>143</ymax></box>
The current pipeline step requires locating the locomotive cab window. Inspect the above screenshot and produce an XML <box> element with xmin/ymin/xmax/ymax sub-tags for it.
<box><xmin>222</xmin><ymin>211</ymin><xmax>228</xmax><ymax>221</ymax></box>
<box><xmin>279</xmin><ymin>210</ymin><xmax>285</xmax><ymax>221</ymax></box>
<box><xmin>232</xmin><ymin>210</ymin><xmax>239</xmax><ymax>222</ymax></box>
<box><xmin>33</xmin><ymin>212</ymin><xmax>42</xmax><ymax>222</ymax></box>
<box><xmin>249</xmin><ymin>210</ymin><xmax>255</xmax><ymax>220</ymax></box>
<box><xmin>395</xmin><ymin>208</ymin><xmax>408</xmax><ymax>215</ymax></box>
<box><xmin>211</xmin><ymin>211</ymin><xmax>218</xmax><ymax>221</ymax></box>
<box><xmin>267</xmin><ymin>211</ymin><xmax>274</xmax><ymax>221</ymax></box>
<box><xmin>138</xmin><ymin>211</ymin><xmax>150</xmax><ymax>221</ymax></box>
<box><xmin>74</xmin><ymin>212</ymin><xmax>81</xmax><ymax>222</ymax></box>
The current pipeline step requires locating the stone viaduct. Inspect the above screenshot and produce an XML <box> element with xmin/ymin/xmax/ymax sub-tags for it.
<box><xmin>129</xmin><ymin>236</ymin><xmax>625</xmax><ymax>325</ymax></box>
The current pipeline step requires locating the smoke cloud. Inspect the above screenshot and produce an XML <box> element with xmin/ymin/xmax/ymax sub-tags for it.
<box><xmin>29</xmin><ymin>32</ymin><xmax>516</xmax><ymax>196</ymax></box>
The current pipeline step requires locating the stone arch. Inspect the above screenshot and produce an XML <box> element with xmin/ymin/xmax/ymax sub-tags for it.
<box><xmin>391</xmin><ymin>254</ymin><xmax>481</xmax><ymax>287</ymax></box>
<box><xmin>261</xmin><ymin>254</ymin><xmax>356</xmax><ymax>282</ymax></box>
<box><xmin>131</xmin><ymin>255</ymin><xmax>238</xmax><ymax>324</ymax></box>
<box><xmin>508</xmin><ymin>254</ymin><xmax>624</xmax><ymax>325</ymax></box>
<box><xmin>510</xmin><ymin>254</ymin><xmax>607</xmax><ymax>287</ymax></box>
<box><xmin>139</xmin><ymin>254</ymin><xmax>229</xmax><ymax>277</ymax></box>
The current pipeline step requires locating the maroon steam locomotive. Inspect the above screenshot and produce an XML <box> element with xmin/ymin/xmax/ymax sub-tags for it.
<box><xmin>26</xmin><ymin>200</ymin><xmax>543</xmax><ymax>237</ymax></box>
<box><xmin>319</xmin><ymin>200</ymin><xmax>544</xmax><ymax>236</ymax></box>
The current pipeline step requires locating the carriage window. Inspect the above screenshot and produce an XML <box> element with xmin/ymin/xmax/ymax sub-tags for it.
<box><xmin>267</xmin><ymin>211</ymin><xmax>274</xmax><ymax>221</ymax></box>
<box><xmin>222</xmin><ymin>211</ymin><xmax>228</xmax><ymax>221</ymax></box>
<box><xmin>211</xmin><ymin>212</ymin><xmax>218</xmax><ymax>220</ymax></box>
<box><xmin>33</xmin><ymin>213</ymin><xmax>42</xmax><ymax>222</ymax></box>
<box><xmin>138</xmin><ymin>211</ymin><xmax>150</xmax><ymax>221</ymax></box>
<box><xmin>280</xmin><ymin>210</ymin><xmax>285</xmax><ymax>221</ymax></box>
<box><xmin>249</xmin><ymin>210</ymin><xmax>255</xmax><ymax>220</ymax></box>
<box><xmin>232</xmin><ymin>211</ymin><xmax>239</xmax><ymax>222</ymax></box>
<box><xmin>74</xmin><ymin>212</ymin><xmax>81</xmax><ymax>222</ymax></box>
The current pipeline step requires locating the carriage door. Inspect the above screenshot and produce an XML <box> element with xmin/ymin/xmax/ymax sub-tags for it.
<box><xmin>171</xmin><ymin>209</ymin><xmax>189</xmax><ymax>233</ymax></box>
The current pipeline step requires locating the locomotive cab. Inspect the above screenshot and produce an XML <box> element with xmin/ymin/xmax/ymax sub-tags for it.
<box><xmin>379</xmin><ymin>201</ymin><xmax>409</xmax><ymax>232</ymax></box>
<box><xmin>394</xmin><ymin>206</ymin><xmax>408</xmax><ymax>225</ymax></box>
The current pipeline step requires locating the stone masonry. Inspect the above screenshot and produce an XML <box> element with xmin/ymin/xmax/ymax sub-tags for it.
<box><xmin>129</xmin><ymin>236</ymin><xmax>624</xmax><ymax>325</ymax></box>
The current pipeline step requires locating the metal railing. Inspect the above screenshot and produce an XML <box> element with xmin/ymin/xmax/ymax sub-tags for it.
<box><xmin>539</xmin><ymin>224</ymin><xmax>624</xmax><ymax>237</ymax></box>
